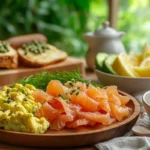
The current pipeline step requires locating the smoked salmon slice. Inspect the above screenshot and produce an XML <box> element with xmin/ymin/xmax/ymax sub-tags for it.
<box><xmin>86</xmin><ymin>85</ymin><xmax>100</xmax><ymax>100</ymax></box>
<box><xmin>57</xmin><ymin>97</ymin><xmax>76</xmax><ymax>118</ymax></box>
<box><xmin>77</xmin><ymin>111</ymin><xmax>115</xmax><ymax>125</ymax></box>
<box><xmin>86</xmin><ymin>85</ymin><xmax>108</xmax><ymax>101</ymax></box>
<box><xmin>71</xmin><ymin>91</ymin><xmax>99</xmax><ymax>112</ymax></box>
<box><xmin>106</xmin><ymin>86</ymin><xmax>130</xmax><ymax>106</ymax></box>
<box><xmin>98</xmin><ymin>99</ymin><xmax>111</xmax><ymax>113</ymax></box>
<box><xmin>35</xmin><ymin>102</ymin><xmax>59</xmax><ymax>122</ymax></box>
<box><xmin>108</xmin><ymin>94</ymin><xmax>121</xmax><ymax>106</ymax></box>
<box><xmin>110</xmin><ymin>103</ymin><xmax>131</xmax><ymax>121</ymax></box>
<box><xmin>48</xmin><ymin>98</ymin><xmax>77</xmax><ymax>130</ymax></box>
<box><xmin>74</xmin><ymin>82</ymin><xmax>87</xmax><ymax>92</ymax></box>
<box><xmin>119</xmin><ymin>95</ymin><xmax>130</xmax><ymax>106</ymax></box>
<box><xmin>66</xmin><ymin>118</ymin><xmax>89</xmax><ymax>128</ymax></box>
<box><xmin>50</xmin><ymin>114</ymin><xmax>73</xmax><ymax>130</ymax></box>
<box><xmin>32</xmin><ymin>89</ymin><xmax>52</xmax><ymax>104</ymax></box>
<box><xmin>46</xmin><ymin>80</ymin><xmax>67</xmax><ymax>97</ymax></box>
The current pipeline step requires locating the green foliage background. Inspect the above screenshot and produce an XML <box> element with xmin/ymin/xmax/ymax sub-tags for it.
<box><xmin>119</xmin><ymin>0</ymin><xmax>150</xmax><ymax>53</ymax></box>
<box><xmin>0</xmin><ymin>0</ymin><xmax>149</xmax><ymax>56</ymax></box>
<box><xmin>0</xmin><ymin>0</ymin><xmax>107</xmax><ymax>57</ymax></box>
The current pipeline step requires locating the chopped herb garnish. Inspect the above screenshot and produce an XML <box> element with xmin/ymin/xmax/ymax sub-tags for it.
<box><xmin>3</xmin><ymin>98</ymin><xmax>11</xmax><ymax>103</ymax></box>
<box><xmin>16</xmin><ymin>70</ymin><xmax>102</xmax><ymax>91</ymax></box>
<box><xmin>86</xmin><ymin>83</ymin><xmax>90</xmax><ymax>86</ymax></box>
<box><xmin>23</xmin><ymin>98</ymin><xmax>28</xmax><ymax>101</ymax></box>
<box><xmin>0</xmin><ymin>41</ymin><xmax>10</xmax><ymax>53</ymax></box>
<box><xmin>58</xmin><ymin>94</ymin><xmax>61</xmax><ymax>97</ymax></box>
<box><xmin>3</xmin><ymin>99</ymin><xmax>8</xmax><ymax>103</ymax></box>
<box><xmin>76</xmin><ymin>92</ymin><xmax>79</xmax><ymax>96</ymax></box>
<box><xmin>70</xmin><ymin>89</ymin><xmax>76</xmax><ymax>95</ymax></box>
<box><xmin>6</xmin><ymin>89</ymin><xmax>10</xmax><ymax>94</ymax></box>
<box><xmin>69</xmin><ymin>82</ymin><xmax>74</xmax><ymax>87</ymax></box>
<box><xmin>58</xmin><ymin>94</ymin><xmax>67</xmax><ymax>100</ymax></box>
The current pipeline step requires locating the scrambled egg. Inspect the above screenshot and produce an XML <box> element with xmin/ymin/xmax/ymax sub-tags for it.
<box><xmin>0</xmin><ymin>84</ymin><xmax>49</xmax><ymax>133</ymax></box>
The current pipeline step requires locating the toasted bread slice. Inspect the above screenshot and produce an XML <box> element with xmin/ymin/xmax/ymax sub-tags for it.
<box><xmin>0</xmin><ymin>41</ymin><xmax>18</xmax><ymax>69</ymax></box>
<box><xmin>18</xmin><ymin>41</ymin><xmax>68</xmax><ymax>67</ymax></box>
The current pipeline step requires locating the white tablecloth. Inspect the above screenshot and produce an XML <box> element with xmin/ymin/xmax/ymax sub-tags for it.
<box><xmin>96</xmin><ymin>137</ymin><xmax>150</xmax><ymax>150</ymax></box>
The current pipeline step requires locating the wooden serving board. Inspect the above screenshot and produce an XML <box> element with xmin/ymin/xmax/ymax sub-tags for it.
<box><xmin>0</xmin><ymin>57</ymin><xmax>85</xmax><ymax>86</ymax></box>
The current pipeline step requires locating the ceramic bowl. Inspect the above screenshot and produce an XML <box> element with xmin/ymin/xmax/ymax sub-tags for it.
<box><xmin>95</xmin><ymin>69</ymin><xmax>150</xmax><ymax>94</ymax></box>
<box><xmin>143</xmin><ymin>91</ymin><xmax>150</xmax><ymax>118</ymax></box>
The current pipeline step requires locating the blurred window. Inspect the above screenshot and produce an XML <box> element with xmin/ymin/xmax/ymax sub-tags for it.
<box><xmin>118</xmin><ymin>0</ymin><xmax>150</xmax><ymax>53</ymax></box>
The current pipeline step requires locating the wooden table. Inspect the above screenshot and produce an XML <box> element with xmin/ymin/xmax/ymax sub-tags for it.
<box><xmin>0</xmin><ymin>143</ymin><xmax>98</xmax><ymax>150</ymax></box>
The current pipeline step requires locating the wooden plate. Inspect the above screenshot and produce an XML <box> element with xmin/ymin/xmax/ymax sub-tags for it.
<box><xmin>0</xmin><ymin>91</ymin><xmax>140</xmax><ymax>148</ymax></box>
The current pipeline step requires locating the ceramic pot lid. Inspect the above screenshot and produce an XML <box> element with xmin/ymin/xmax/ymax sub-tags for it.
<box><xmin>94</xmin><ymin>21</ymin><xmax>119</xmax><ymax>37</ymax></box>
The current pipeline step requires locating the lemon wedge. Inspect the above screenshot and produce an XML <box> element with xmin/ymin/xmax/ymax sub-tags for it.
<box><xmin>134</xmin><ymin>67</ymin><xmax>150</xmax><ymax>77</ymax></box>
<box><xmin>112</xmin><ymin>52</ymin><xmax>138</xmax><ymax>77</ymax></box>
<box><xmin>140</xmin><ymin>57</ymin><xmax>150</xmax><ymax>67</ymax></box>
<box><xmin>142</xmin><ymin>43</ymin><xmax>150</xmax><ymax>59</ymax></box>
<box><xmin>128</xmin><ymin>52</ymin><xmax>142</xmax><ymax>66</ymax></box>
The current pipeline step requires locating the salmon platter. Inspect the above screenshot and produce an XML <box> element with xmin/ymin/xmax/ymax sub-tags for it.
<box><xmin>0</xmin><ymin>71</ymin><xmax>140</xmax><ymax>147</ymax></box>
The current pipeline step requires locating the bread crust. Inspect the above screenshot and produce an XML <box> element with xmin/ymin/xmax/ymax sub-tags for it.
<box><xmin>0</xmin><ymin>52</ymin><xmax>18</xmax><ymax>69</ymax></box>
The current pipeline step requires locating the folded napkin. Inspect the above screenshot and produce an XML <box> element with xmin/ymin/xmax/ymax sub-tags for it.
<box><xmin>96</xmin><ymin>137</ymin><xmax>150</xmax><ymax>150</ymax></box>
<box><xmin>95</xmin><ymin>91</ymin><xmax>150</xmax><ymax>150</ymax></box>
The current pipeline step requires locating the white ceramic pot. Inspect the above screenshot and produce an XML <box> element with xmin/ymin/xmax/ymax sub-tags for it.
<box><xmin>83</xmin><ymin>21</ymin><xmax>125</xmax><ymax>70</ymax></box>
